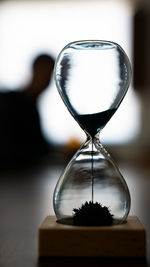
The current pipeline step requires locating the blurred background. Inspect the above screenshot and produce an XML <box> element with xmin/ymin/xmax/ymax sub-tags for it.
<box><xmin>1</xmin><ymin>1</ymin><xmax>150</xmax><ymax>266</ymax></box>
<box><xmin>0</xmin><ymin>0</ymin><xmax>147</xmax><ymax>167</ymax></box>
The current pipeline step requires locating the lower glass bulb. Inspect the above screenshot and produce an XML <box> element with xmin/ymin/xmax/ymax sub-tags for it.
<box><xmin>53</xmin><ymin>135</ymin><xmax>131</xmax><ymax>226</ymax></box>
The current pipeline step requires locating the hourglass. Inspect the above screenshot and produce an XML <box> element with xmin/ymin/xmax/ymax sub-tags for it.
<box><xmin>53</xmin><ymin>40</ymin><xmax>131</xmax><ymax>226</ymax></box>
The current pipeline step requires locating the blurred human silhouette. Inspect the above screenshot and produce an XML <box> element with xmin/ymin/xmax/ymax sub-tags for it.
<box><xmin>0</xmin><ymin>53</ymin><xmax>55</xmax><ymax>168</ymax></box>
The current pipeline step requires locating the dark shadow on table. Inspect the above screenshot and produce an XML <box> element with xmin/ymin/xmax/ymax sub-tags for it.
<box><xmin>38</xmin><ymin>257</ymin><xmax>148</xmax><ymax>267</ymax></box>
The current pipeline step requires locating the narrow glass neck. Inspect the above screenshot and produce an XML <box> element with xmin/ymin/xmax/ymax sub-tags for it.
<box><xmin>84</xmin><ymin>131</ymin><xmax>108</xmax><ymax>157</ymax></box>
<box><xmin>86</xmin><ymin>132</ymin><xmax>101</xmax><ymax>143</ymax></box>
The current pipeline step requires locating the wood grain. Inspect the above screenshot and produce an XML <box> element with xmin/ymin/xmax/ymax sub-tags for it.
<box><xmin>38</xmin><ymin>216</ymin><xmax>146</xmax><ymax>258</ymax></box>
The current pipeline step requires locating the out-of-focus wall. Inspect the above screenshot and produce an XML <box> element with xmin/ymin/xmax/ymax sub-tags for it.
<box><xmin>133</xmin><ymin>1</ymin><xmax>150</xmax><ymax>159</ymax></box>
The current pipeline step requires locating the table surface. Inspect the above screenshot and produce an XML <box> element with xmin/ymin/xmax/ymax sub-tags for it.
<box><xmin>0</xmin><ymin>157</ymin><xmax>150</xmax><ymax>267</ymax></box>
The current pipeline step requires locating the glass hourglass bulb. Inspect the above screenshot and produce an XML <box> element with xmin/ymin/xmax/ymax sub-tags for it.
<box><xmin>53</xmin><ymin>40</ymin><xmax>131</xmax><ymax>226</ymax></box>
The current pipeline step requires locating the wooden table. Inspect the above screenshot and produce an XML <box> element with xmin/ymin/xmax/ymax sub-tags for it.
<box><xmin>0</xmin><ymin>158</ymin><xmax>149</xmax><ymax>267</ymax></box>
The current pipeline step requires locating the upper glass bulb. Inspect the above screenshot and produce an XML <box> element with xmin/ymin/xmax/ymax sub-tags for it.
<box><xmin>55</xmin><ymin>40</ymin><xmax>131</xmax><ymax>137</ymax></box>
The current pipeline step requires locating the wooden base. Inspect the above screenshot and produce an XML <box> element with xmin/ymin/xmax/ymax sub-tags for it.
<box><xmin>38</xmin><ymin>216</ymin><xmax>146</xmax><ymax>258</ymax></box>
